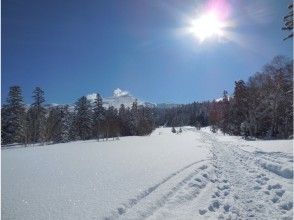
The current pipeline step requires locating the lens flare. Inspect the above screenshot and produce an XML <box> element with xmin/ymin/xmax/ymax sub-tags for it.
<box><xmin>188</xmin><ymin>11</ymin><xmax>225</xmax><ymax>42</ymax></box>
<box><xmin>185</xmin><ymin>0</ymin><xmax>232</xmax><ymax>43</ymax></box>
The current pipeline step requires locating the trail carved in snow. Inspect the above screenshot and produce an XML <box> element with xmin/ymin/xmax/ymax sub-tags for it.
<box><xmin>105</xmin><ymin>159</ymin><xmax>210</xmax><ymax>219</ymax></box>
<box><xmin>107</xmin><ymin>129</ymin><xmax>293</xmax><ymax>220</ymax></box>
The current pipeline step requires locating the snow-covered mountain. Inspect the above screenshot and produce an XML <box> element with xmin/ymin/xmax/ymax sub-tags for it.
<box><xmin>41</xmin><ymin>88</ymin><xmax>160</xmax><ymax>110</ymax></box>
<box><xmin>34</xmin><ymin>89</ymin><xmax>226</xmax><ymax>110</ymax></box>
<box><xmin>87</xmin><ymin>88</ymin><xmax>156</xmax><ymax>109</ymax></box>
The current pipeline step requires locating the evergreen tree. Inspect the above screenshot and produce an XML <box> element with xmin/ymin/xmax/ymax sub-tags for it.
<box><xmin>69</xmin><ymin>111</ymin><xmax>78</xmax><ymax>141</ymax></box>
<box><xmin>129</xmin><ymin>101</ymin><xmax>139</xmax><ymax>135</ymax></box>
<box><xmin>196</xmin><ymin>111</ymin><xmax>208</xmax><ymax>127</ymax></box>
<box><xmin>105</xmin><ymin>106</ymin><xmax>120</xmax><ymax>139</ymax></box>
<box><xmin>118</xmin><ymin>104</ymin><xmax>131</xmax><ymax>136</ymax></box>
<box><xmin>208</xmin><ymin>101</ymin><xmax>221</xmax><ymax>133</ymax></box>
<box><xmin>1</xmin><ymin>86</ymin><xmax>26</xmax><ymax>144</ymax></box>
<box><xmin>60</xmin><ymin>105</ymin><xmax>71</xmax><ymax>142</ymax></box>
<box><xmin>92</xmin><ymin>93</ymin><xmax>105</xmax><ymax>140</ymax></box>
<box><xmin>30</xmin><ymin>87</ymin><xmax>46</xmax><ymax>144</ymax></box>
<box><xmin>25</xmin><ymin>107</ymin><xmax>34</xmax><ymax>144</ymax></box>
<box><xmin>44</xmin><ymin>106</ymin><xmax>70</xmax><ymax>143</ymax></box>
<box><xmin>137</xmin><ymin>107</ymin><xmax>155</xmax><ymax>135</ymax></box>
<box><xmin>232</xmin><ymin>80</ymin><xmax>248</xmax><ymax>135</ymax></box>
<box><xmin>45</xmin><ymin>106</ymin><xmax>60</xmax><ymax>143</ymax></box>
<box><xmin>74</xmin><ymin>96</ymin><xmax>92</xmax><ymax>140</ymax></box>
<box><xmin>1</xmin><ymin>104</ymin><xmax>11</xmax><ymax>145</ymax></box>
<box><xmin>219</xmin><ymin>90</ymin><xmax>231</xmax><ymax>134</ymax></box>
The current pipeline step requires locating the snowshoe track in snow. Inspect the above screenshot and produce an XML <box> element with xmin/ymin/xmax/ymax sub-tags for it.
<box><xmin>104</xmin><ymin>159</ymin><xmax>212</xmax><ymax>219</ymax></box>
<box><xmin>197</xmin><ymin>131</ymin><xmax>293</xmax><ymax>220</ymax></box>
<box><xmin>105</xmin><ymin>130</ymin><xmax>293</xmax><ymax>219</ymax></box>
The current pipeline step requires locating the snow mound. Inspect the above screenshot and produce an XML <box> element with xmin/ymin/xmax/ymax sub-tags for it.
<box><xmin>257</xmin><ymin>158</ymin><xmax>293</xmax><ymax>179</ymax></box>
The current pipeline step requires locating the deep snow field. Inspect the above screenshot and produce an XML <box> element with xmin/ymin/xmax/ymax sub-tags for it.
<box><xmin>2</xmin><ymin>127</ymin><xmax>293</xmax><ymax>220</ymax></box>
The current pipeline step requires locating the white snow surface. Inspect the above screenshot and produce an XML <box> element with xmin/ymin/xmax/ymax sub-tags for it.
<box><xmin>2</xmin><ymin>127</ymin><xmax>293</xmax><ymax>220</ymax></box>
<box><xmin>201</xmin><ymin>127</ymin><xmax>293</xmax><ymax>154</ymax></box>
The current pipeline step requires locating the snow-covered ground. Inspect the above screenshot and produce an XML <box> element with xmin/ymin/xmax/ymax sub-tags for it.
<box><xmin>2</xmin><ymin>127</ymin><xmax>293</xmax><ymax>219</ymax></box>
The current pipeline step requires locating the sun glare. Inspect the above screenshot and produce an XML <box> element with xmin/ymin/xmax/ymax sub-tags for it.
<box><xmin>188</xmin><ymin>11</ymin><xmax>226</xmax><ymax>42</ymax></box>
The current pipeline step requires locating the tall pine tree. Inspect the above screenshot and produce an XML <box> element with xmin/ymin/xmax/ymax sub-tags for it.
<box><xmin>92</xmin><ymin>93</ymin><xmax>105</xmax><ymax>140</ymax></box>
<box><xmin>1</xmin><ymin>86</ymin><xmax>26</xmax><ymax>144</ymax></box>
<box><xmin>74</xmin><ymin>96</ymin><xmax>92</xmax><ymax>140</ymax></box>
<box><xmin>30</xmin><ymin>87</ymin><xmax>46</xmax><ymax>144</ymax></box>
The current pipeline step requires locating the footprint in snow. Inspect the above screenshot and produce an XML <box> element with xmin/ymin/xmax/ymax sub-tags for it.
<box><xmin>223</xmin><ymin>190</ymin><xmax>229</xmax><ymax>196</ymax></box>
<box><xmin>275</xmin><ymin>189</ymin><xmax>285</xmax><ymax>197</ymax></box>
<box><xmin>202</xmin><ymin>173</ymin><xmax>208</xmax><ymax>178</ymax></box>
<box><xmin>256</xmin><ymin>179</ymin><xmax>266</xmax><ymax>185</ymax></box>
<box><xmin>217</xmin><ymin>184</ymin><xmax>230</xmax><ymax>191</ymax></box>
<box><xmin>189</xmin><ymin>182</ymin><xmax>206</xmax><ymax>189</ymax></box>
<box><xmin>223</xmin><ymin>204</ymin><xmax>230</xmax><ymax>212</ymax></box>
<box><xmin>280</xmin><ymin>201</ymin><xmax>293</xmax><ymax>211</ymax></box>
<box><xmin>253</xmin><ymin>185</ymin><xmax>262</xmax><ymax>190</ymax></box>
<box><xmin>268</xmin><ymin>184</ymin><xmax>282</xmax><ymax>190</ymax></box>
<box><xmin>214</xmin><ymin>191</ymin><xmax>221</xmax><ymax>197</ymax></box>
<box><xmin>210</xmin><ymin>179</ymin><xmax>216</xmax><ymax>183</ymax></box>
<box><xmin>208</xmin><ymin>200</ymin><xmax>221</xmax><ymax>212</ymax></box>
<box><xmin>246</xmin><ymin>199</ymin><xmax>253</xmax><ymax>203</ymax></box>
<box><xmin>117</xmin><ymin>207</ymin><xmax>126</xmax><ymax>215</ymax></box>
<box><xmin>263</xmin><ymin>190</ymin><xmax>270</xmax><ymax>195</ymax></box>
<box><xmin>199</xmin><ymin>165</ymin><xmax>208</xmax><ymax>170</ymax></box>
<box><xmin>271</xmin><ymin>196</ymin><xmax>280</xmax><ymax>203</ymax></box>
<box><xmin>199</xmin><ymin>209</ymin><xmax>207</xmax><ymax>215</ymax></box>
<box><xmin>194</xmin><ymin>178</ymin><xmax>202</xmax><ymax>182</ymax></box>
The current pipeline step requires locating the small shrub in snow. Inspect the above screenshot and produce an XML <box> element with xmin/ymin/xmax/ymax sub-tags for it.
<box><xmin>171</xmin><ymin>127</ymin><xmax>176</xmax><ymax>133</ymax></box>
<box><xmin>210</xmin><ymin>125</ymin><xmax>217</xmax><ymax>133</ymax></box>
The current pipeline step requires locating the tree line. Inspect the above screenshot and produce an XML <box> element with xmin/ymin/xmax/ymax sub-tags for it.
<box><xmin>1</xmin><ymin>56</ymin><xmax>293</xmax><ymax>145</ymax></box>
<box><xmin>212</xmin><ymin>56</ymin><xmax>293</xmax><ymax>139</ymax></box>
<box><xmin>1</xmin><ymin>89</ymin><xmax>155</xmax><ymax>145</ymax></box>
<box><xmin>160</xmin><ymin>56</ymin><xmax>293</xmax><ymax>139</ymax></box>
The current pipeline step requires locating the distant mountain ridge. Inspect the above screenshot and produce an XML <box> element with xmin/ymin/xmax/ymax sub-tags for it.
<box><xmin>45</xmin><ymin>88</ymin><xmax>226</xmax><ymax>110</ymax></box>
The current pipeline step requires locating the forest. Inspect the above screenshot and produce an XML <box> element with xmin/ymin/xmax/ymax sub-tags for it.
<box><xmin>2</xmin><ymin>55</ymin><xmax>293</xmax><ymax>146</ymax></box>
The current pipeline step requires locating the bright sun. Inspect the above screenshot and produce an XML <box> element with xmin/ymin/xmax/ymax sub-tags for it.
<box><xmin>188</xmin><ymin>11</ymin><xmax>226</xmax><ymax>42</ymax></box>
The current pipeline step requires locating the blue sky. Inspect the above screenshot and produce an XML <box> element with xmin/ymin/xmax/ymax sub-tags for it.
<box><xmin>2</xmin><ymin>0</ymin><xmax>293</xmax><ymax>104</ymax></box>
